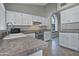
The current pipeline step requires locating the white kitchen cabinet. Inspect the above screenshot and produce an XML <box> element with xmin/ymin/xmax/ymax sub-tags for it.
<box><xmin>0</xmin><ymin>3</ymin><xmax>6</xmax><ymax>30</ymax></box>
<box><xmin>59</xmin><ymin>32</ymin><xmax>79</xmax><ymax>51</ymax></box>
<box><xmin>61</xmin><ymin>5</ymin><xmax>79</xmax><ymax>24</ymax></box>
<box><xmin>29</xmin><ymin>50</ymin><xmax>43</xmax><ymax>56</ymax></box>
<box><xmin>22</xmin><ymin>13</ymin><xmax>27</xmax><ymax>25</ymax></box>
<box><xmin>32</xmin><ymin>15</ymin><xmax>42</xmax><ymax>25</ymax></box>
<box><xmin>32</xmin><ymin>15</ymin><xmax>48</xmax><ymax>26</ymax></box>
<box><xmin>6</xmin><ymin>11</ymin><xmax>16</xmax><ymax>25</ymax></box>
<box><xmin>59</xmin><ymin>33</ymin><xmax>71</xmax><ymax>47</ymax></box>
<box><xmin>68</xmin><ymin>33</ymin><xmax>79</xmax><ymax>50</ymax></box>
<box><xmin>44</xmin><ymin>31</ymin><xmax>51</xmax><ymax>41</ymax></box>
<box><xmin>24</xmin><ymin>14</ymin><xmax>32</xmax><ymax>25</ymax></box>
<box><xmin>37</xmin><ymin>16</ymin><xmax>48</xmax><ymax>26</ymax></box>
<box><xmin>15</xmin><ymin>12</ymin><xmax>22</xmax><ymax>25</ymax></box>
<box><xmin>6</xmin><ymin>10</ymin><xmax>33</xmax><ymax>25</ymax></box>
<box><xmin>22</xmin><ymin>13</ymin><xmax>32</xmax><ymax>25</ymax></box>
<box><xmin>6</xmin><ymin>10</ymin><xmax>48</xmax><ymax>26</ymax></box>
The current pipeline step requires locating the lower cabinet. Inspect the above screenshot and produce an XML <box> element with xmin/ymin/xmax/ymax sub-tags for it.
<box><xmin>44</xmin><ymin>31</ymin><xmax>51</xmax><ymax>41</ymax></box>
<box><xmin>59</xmin><ymin>32</ymin><xmax>79</xmax><ymax>51</ymax></box>
<box><xmin>25</xmin><ymin>33</ymin><xmax>35</xmax><ymax>38</ymax></box>
<box><xmin>29</xmin><ymin>50</ymin><xmax>43</xmax><ymax>56</ymax></box>
<box><xmin>17</xmin><ymin>50</ymin><xmax>43</xmax><ymax>56</ymax></box>
<box><xmin>24</xmin><ymin>31</ymin><xmax>51</xmax><ymax>41</ymax></box>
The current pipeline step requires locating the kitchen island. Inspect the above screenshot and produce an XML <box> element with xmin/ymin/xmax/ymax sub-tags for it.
<box><xmin>21</xmin><ymin>29</ymin><xmax>51</xmax><ymax>41</ymax></box>
<box><xmin>0</xmin><ymin>35</ymin><xmax>47</xmax><ymax>56</ymax></box>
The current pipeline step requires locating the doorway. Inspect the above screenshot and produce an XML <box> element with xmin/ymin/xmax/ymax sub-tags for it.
<box><xmin>51</xmin><ymin>13</ymin><xmax>60</xmax><ymax>38</ymax></box>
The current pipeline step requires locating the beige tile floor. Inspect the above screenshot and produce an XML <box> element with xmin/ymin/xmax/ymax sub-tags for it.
<box><xmin>43</xmin><ymin>37</ymin><xmax>79</xmax><ymax>56</ymax></box>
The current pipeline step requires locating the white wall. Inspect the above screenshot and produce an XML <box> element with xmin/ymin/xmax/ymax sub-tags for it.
<box><xmin>56</xmin><ymin>13</ymin><xmax>61</xmax><ymax>32</ymax></box>
<box><xmin>45</xmin><ymin>3</ymin><xmax>57</xmax><ymax>18</ymax></box>
<box><xmin>45</xmin><ymin>3</ymin><xmax>57</xmax><ymax>29</ymax></box>
<box><xmin>0</xmin><ymin>3</ymin><xmax>6</xmax><ymax>30</ymax></box>
<box><xmin>4</xmin><ymin>3</ymin><xmax>46</xmax><ymax>17</ymax></box>
<box><xmin>54</xmin><ymin>15</ymin><xmax>58</xmax><ymax>31</ymax></box>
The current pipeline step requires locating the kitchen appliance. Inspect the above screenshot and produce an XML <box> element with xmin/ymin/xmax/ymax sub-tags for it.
<box><xmin>10</xmin><ymin>28</ymin><xmax>21</xmax><ymax>34</ymax></box>
<box><xmin>35</xmin><ymin>31</ymin><xmax>44</xmax><ymax>40</ymax></box>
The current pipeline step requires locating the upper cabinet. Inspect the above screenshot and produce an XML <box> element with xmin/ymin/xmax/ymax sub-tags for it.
<box><xmin>32</xmin><ymin>16</ymin><xmax>48</xmax><ymax>26</ymax></box>
<box><xmin>22</xmin><ymin>13</ymin><xmax>32</xmax><ymax>25</ymax></box>
<box><xmin>15</xmin><ymin>12</ymin><xmax>22</xmax><ymax>25</ymax></box>
<box><xmin>6</xmin><ymin>10</ymin><xmax>33</xmax><ymax>25</ymax></box>
<box><xmin>0</xmin><ymin>3</ymin><xmax>6</xmax><ymax>30</ymax></box>
<box><xmin>6</xmin><ymin>11</ymin><xmax>16</xmax><ymax>25</ymax></box>
<box><xmin>6</xmin><ymin>10</ymin><xmax>49</xmax><ymax>26</ymax></box>
<box><xmin>61</xmin><ymin>5</ymin><xmax>79</xmax><ymax>24</ymax></box>
<box><xmin>57</xmin><ymin>3</ymin><xmax>76</xmax><ymax>11</ymax></box>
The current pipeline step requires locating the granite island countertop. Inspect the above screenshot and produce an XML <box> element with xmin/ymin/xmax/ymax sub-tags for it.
<box><xmin>21</xmin><ymin>29</ymin><xmax>51</xmax><ymax>34</ymax></box>
<box><xmin>0</xmin><ymin>36</ymin><xmax>47</xmax><ymax>56</ymax></box>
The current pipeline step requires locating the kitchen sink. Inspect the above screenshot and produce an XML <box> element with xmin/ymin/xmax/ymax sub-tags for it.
<box><xmin>3</xmin><ymin>33</ymin><xmax>27</xmax><ymax>40</ymax></box>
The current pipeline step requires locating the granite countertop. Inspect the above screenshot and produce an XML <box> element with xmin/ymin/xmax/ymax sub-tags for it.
<box><xmin>0</xmin><ymin>36</ymin><xmax>47</xmax><ymax>56</ymax></box>
<box><xmin>21</xmin><ymin>29</ymin><xmax>51</xmax><ymax>34</ymax></box>
<box><xmin>60</xmin><ymin>29</ymin><xmax>79</xmax><ymax>33</ymax></box>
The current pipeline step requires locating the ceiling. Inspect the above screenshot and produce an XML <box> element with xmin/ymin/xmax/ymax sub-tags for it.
<box><xmin>4</xmin><ymin>3</ymin><xmax>48</xmax><ymax>7</ymax></box>
<box><xmin>26</xmin><ymin>3</ymin><xmax>48</xmax><ymax>6</ymax></box>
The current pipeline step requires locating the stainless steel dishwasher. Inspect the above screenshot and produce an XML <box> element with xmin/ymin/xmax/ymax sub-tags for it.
<box><xmin>35</xmin><ymin>31</ymin><xmax>44</xmax><ymax>40</ymax></box>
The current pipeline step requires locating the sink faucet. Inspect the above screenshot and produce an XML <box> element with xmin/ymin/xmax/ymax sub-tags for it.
<box><xmin>6</xmin><ymin>22</ymin><xmax>14</xmax><ymax>34</ymax></box>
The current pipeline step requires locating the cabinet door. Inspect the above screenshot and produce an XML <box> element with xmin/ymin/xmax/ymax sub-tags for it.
<box><xmin>6</xmin><ymin>11</ymin><xmax>16</xmax><ymax>25</ymax></box>
<box><xmin>27</xmin><ymin>14</ymin><xmax>32</xmax><ymax>25</ymax></box>
<box><xmin>61</xmin><ymin>5</ymin><xmax>79</xmax><ymax>24</ymax></box>
<box><xmin>22</xmin><ymin>13</ymin><xmax>27</xmax><ymax>25</ymax></box>
<box><xmin>15</xmin><ymin>12</ymin><xmax>22</xmax><ymax>25</ymax></box>
<box><xmin>0</xmin><ymin>4</ymin><xmax>6</xmax><ymax>30</ymax></box>
<box><xmin>61</xmin><ymin>10</ymin><xmax>74</xmax><ymax>24</ymax></box>
<box><xmin>59</xmin><ymin>33</ymin><xmax>79</xmax><ymax>51</ymax></box>
<box><xmin>59</xmin><ymin>33</ymin><xmax>69</xmax><ymax>47</ymax></box>
<box><xmin>25</xmin><ymin>14</ymin><xmax>32</xmax><ymax>25</ymax></box>
<box><xmin>68</xmin><ymin>33</ymin><xmax>79</xmax><ymax>50</ymax></box>
<box><xmin>22</xmin><ymin>13</ymin><xmax>32</xmax><ymax>25</ymax></box>
<box><xmin>44</xmin><ymin>31</ymin><xmax>51</xmax><ymax>41</ymax></box>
